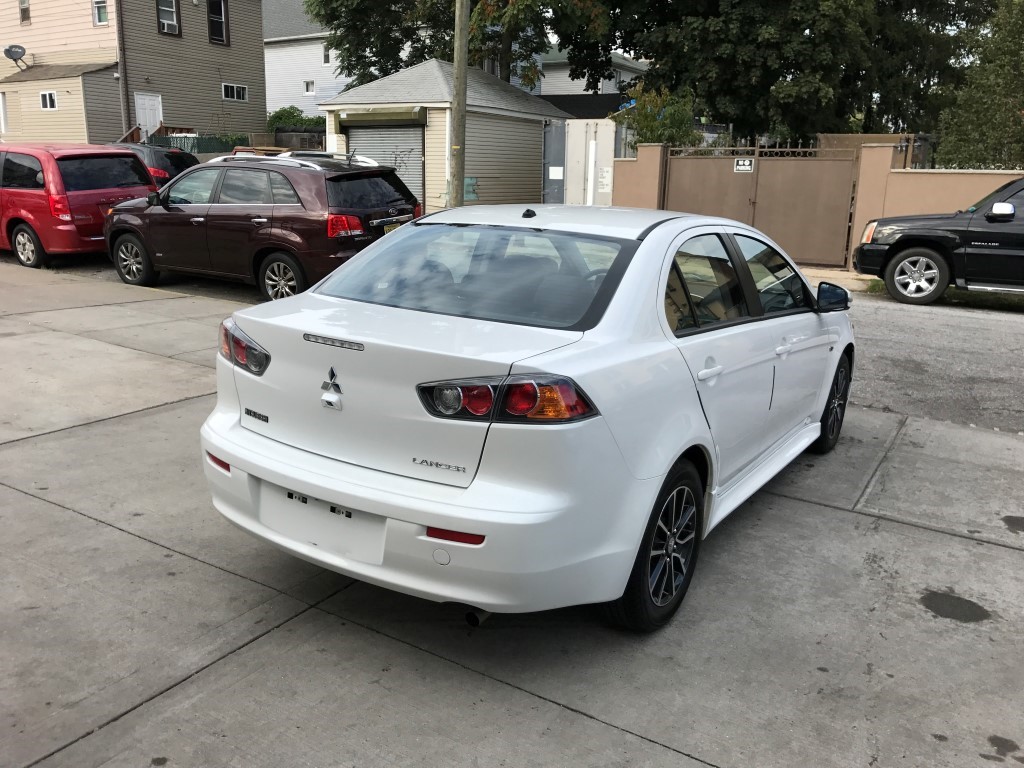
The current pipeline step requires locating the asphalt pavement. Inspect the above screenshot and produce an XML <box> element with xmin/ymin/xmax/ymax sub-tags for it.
<box><xmin>2</xmin><ymin>255</ymin><xmax>1023</xmax><ymax>768</ymax></box>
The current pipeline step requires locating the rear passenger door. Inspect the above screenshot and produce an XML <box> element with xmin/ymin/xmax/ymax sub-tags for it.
<box><xmin>728</xmin><ymin>232</ymin><xmax>833</xmax><ymax>443</ymax></box>
<box><xmin>665</xmin><ymin>230</ymin><xmax>776</xmax><ymax>487</ymax></box>
<box><xmin>207</xmin><ymin>168</ymin><xmax>275</xmax><ymax>277</ymax></box>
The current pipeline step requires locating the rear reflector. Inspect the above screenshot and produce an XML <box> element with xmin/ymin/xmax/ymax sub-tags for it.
<box><xmin>206</xmin><ymin>452</ymin><xmax>230</xmax><ymax>473</ymax></box>
<box><xmin>426</xmin><ymin>527</ymin><xmax>485</xmax><ymax>545</ymax></box>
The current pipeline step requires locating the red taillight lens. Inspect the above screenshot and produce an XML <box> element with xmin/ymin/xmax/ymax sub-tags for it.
<box><xmin>206</xmin><ymin>452</ymin><xmax>230</xmax><ymax>473</ymax></box>
<box><xmin>49</xmin><ymin>194</ymin><xmax>72</xmax><ymax>222</ymax></box>
<box><xmin>414</xmin><ymin>203</ymin><xmax>422</xmax><ymax>218</ymax></box>
<box><xmin>148</xmin><ymin>167</ymin><xmax>171</xmax><ymax>180</ymax></box>
<box><xmin>426</xmin><ymin>527</ymin><xmax>485</xmax><ymax>545</ymax></box>
<box><xmin>219</xmin><ymin>318</ymin><xmax>271</xmax><ymax>376</ymax></box>
<box><xmin>328</xmin><ymin>214</ymin><xmax>365</xmax><ymax>238</ymax></box>
<box><xmin>504</xmin><ymin>382</ymin><xmax>539</xmax><ymax>416</ymax></box>
<box><xmin>462</xmin><ymin>385</ymin><xmax>494</xmax><ymax>416</ymax></box>
<box><xmin>418</xmin><ymin>375</ymin><xmax>596</xmax><ymax>423</ymax></box>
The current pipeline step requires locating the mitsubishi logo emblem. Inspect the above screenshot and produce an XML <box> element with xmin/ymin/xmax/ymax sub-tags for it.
<box><xmin>321</xmin><ymin>367</ymin><xmax>343</xmax><ymax>409</ymax></box>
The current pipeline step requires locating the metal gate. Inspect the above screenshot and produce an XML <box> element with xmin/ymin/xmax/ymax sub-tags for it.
<box><xmin>346</xmin><ymin>126</ymin><xmax>424</xmax><ymax>203</ymax></box>
<box><xmin>663</xmin><ymin>146</ymin><xmax>857</xmax><ymax>266</ymax></box>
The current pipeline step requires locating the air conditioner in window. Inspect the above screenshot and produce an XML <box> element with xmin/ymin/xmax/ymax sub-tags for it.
<box><xmin>160</xmin><ymin>21</ymin><xmax>178</xmax><ymax>33</ymax></box>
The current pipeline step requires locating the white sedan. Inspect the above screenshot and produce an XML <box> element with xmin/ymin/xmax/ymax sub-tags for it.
<box><xmin>201</xmin><ymin>205</ymin><xmax>854</xmax><ymax>632</ymax></box>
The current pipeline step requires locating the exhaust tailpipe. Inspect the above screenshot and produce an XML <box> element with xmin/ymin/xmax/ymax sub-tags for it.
<box><xmin>465</xmin><ymin>608</ymin><xmax>492</xmax><ymax>627</ymax></box>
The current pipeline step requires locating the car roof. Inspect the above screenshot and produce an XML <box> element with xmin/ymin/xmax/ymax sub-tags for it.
<box><xmin>1</xmin><ymin>143</ymin><xmax>139</xmax><ymax>158</ymax></box>
<box><xmin>420</xmin><ymin>205</ymin><xmax>704</xmax><ymax>240</ymax></box>
<box><xmin>205</xmin><ymin>156</ymin><xmax>396</xmax><ymax>174</ymax></box>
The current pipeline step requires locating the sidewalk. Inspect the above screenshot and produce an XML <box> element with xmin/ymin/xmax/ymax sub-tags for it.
<box><xmin>802</xmin><ymin>265</ymin><xmax>875</xmax><ymax>293</ymax></box>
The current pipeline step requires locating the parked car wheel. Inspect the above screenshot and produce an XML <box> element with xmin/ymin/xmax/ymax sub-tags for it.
<box><xmin>604</xmin><ymin>461</ymin><xmax>703</xmax><ymax>632</ymax></box>
<box><xmin>883</xmin><ymin>247</ymin><xmax>949</xmax><ymax>304</ymax></box>
<box><xmin>12</xmin><ymin>224</ymin><xmax>48</xmax><ymax>269</ymax></box>
<box><xmin>113</xmin><ymin>234</ymin><xmax>159</xmax><ymax>287</ymax></box>
<box><xmin>808</xmin><ymin>355</ymin><xmax>851</xmax><ymax>455</ymax></box>
<box><xmin>259</xmin><ymin>252</ymin><xmax>307</xmax><ymax>301</ymax></box>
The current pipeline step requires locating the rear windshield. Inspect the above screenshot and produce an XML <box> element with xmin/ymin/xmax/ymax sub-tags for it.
<box><xmin>326</xmin><ymin>171</ymin><xmax>414</xmax><ymax>208</ymax></box>
<box><xmin>57</xmin><ymin>156</ymin><xmax>152</xmax><ymax>192</ymax></box>
<box><xmin>316</xmin><ymin>223</ymin><xmax>636</xmax><ymax>330</ymax></box>
<box><xmin>156</xmin><ymin>150</ymin><xmax>199</xmax><ymax>176</ymax></box>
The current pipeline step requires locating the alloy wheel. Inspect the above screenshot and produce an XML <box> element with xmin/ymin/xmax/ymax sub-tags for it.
<box><xmin>118</xmin><ymin>241</ymin><xmax>144</xmax><ymax>281</ymax></box>
<box><xmin>648</xmin><ymin>485</ymin><xmax>698</xmax><ymax>607</ymax></box>
<box><xmin>15</xmin><ymin>232</ymin><xmax>36</xmax><ymax>266</ymax></box>
<box><xmin>825</xmin><ymin>365</ymin><xmax>849</xmax><ymax>441</ymax></box>
<box><xmin>264</xmin><ymin>261</ymin><xmax>297</xmax><ymax>300</ymax></box>
<box><xmin>893</xmin><ymin>256</ymin><xmax>940</xmax><ymax>298</ymax></box>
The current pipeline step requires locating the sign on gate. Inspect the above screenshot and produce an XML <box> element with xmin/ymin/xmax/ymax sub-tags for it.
<box><xmin>734</xmin><ymin>158</ymin><xmax>754</xmax><ymax>173</ymax></box>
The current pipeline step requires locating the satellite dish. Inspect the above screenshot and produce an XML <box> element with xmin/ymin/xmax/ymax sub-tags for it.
<box><xmin>4</xmin><ymin>45</ymin><xmax>26</xmax><ymax>61</ymax></box>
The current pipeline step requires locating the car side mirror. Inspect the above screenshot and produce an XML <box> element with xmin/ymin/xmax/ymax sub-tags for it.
<box><xmin>987</xmin><ymin>201</ymin><xmax>1015</xmax><ymax>222</ymax></box>
<box><xmin>817</xmin><ymin>281</ymin><xmax>850</xmax><ymax>312</ymax></box>
<box><xmin>147</xmin><ymin>191</ymin><xmax>162</xmax><ymax>207</ymax></box>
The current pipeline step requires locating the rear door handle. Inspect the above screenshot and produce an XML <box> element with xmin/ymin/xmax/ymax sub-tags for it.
<box><xmin>251</xmin><ymin>217</ymin><xmax>268</xmax><ymax>225</ymax></box>
<box><xmin>775</xmin><ymin>344</ymin><xmax>792</xmax><ymax>356</ymax></box>
<box><xmin>190</xmin><ymin>217</ymin><xmax>205</xmax><ymax>224</ymax></box>
<box><xmin>696</xmin><ymin>365</ymin><xmax>723</xmax><ymax>381</ymax></box>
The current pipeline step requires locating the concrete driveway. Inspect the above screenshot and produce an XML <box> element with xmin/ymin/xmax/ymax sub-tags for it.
<box><xmin>2</xmin><ymin>260</ymin><xmax>1022</xmax><ymax>768</ymax></box>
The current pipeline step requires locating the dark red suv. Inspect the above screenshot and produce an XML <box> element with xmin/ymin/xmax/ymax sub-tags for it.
<box><xmin>1</xmin><ymin>144</ymin><xmax>156</xmax><ymax>268</ymax></box>
<box><xmin>104</xmin><ymin>155</ymin><xmax>420</xmax><ymax>300</ymax></box>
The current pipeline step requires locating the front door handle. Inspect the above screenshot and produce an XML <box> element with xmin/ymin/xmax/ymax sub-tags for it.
<box><xmin>697</xmin><ymin>365</ymin><xmax>723</xmax><ymax>381</ymax></box>
<box><xmin>251</xmin><ymin>217</ymin><xmax>269</xmax><ymax>225</ymax></box>
<box><xmin>190</xmin><ymin>217</ymin><xmax>205</xmax><ymax>224</ymax></box>
<box><xmin>775</xmin><ymin>344</ymin><xmax>792</xmax><ymax>356</ymax></box>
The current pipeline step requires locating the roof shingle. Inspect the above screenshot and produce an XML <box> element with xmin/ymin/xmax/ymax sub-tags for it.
<box><xmin>0</xmin><ymin>61</ymin><xmax>116</xmax><ymax>84</ymax></box>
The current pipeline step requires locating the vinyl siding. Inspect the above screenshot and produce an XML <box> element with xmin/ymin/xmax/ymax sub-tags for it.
<box><xmin>2</xmin><ymin>0</ymin><xmax>117</xmax><ymax>66</ymax></box>
<box><xmin>264</xmin><ymin>38</ymin><xmax>352</xmax><ymax>116</ymax></box>
<box><xmin>423</xmin><ymin>107</ymin><xmax>448</xmax><ymax>212</ymax></box>
<box><xmin>82</xmin><ymin>67</ymin><xmax>123</xmax><ymax>141</ymax></box>
<box><xmin>464</xmin><ymin>111</ymin><xmax>542</xmax><ymax>206</ymax></box>
<box><xmin>5</xmin><ymin>76</ymin><xmax>88</xmax><ymax>142</ymax></box>
<box><xmin>540</xmin><ymin>64</ymin><xmax>628</xmax><ymax>96</ymax></box>
<box><xmin>120</xmin><ymin>0</ymin><xmax>267</xmax><ymax>134</ymax></box>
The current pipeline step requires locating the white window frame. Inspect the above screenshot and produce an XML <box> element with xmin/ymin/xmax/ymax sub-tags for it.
<box><xmin>157</xmin><ymin>0</ymin><xmax>179</xmax><ymax>35</ymax></box>
<box><xmin>19</xmin><ymin>0</ymin><xmax>30</xmax><ymax>24</ymax></box>
<box><xmin>303</xmin><ymin>80</ymin><xmax>315</xmax><ymax>96</ymax></box>
<box><xmin>0</xmin><ymin>92</ymin><xmax>8</xmax><ymax>133</ymax></box>
<box><xmin>93</xmin><ymin>0</ymin><xmax>108</xmax><ymax>25</ymax></box>
<box><xmin>40</xmin><ymin>91</ymin><xmax>57</xmax><ymax>111</ymax></box>
<box><xmin>322</xmin><ymin>44</ymin><xmax>331</xmax><ymax>66</ymax></box>
<box><xmin>222</xmin><ymin>82</ymin><xmax>248</xmax><ymax>102</ymax></box>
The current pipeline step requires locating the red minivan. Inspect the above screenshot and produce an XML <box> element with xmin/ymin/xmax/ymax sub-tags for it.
<box><xmin>0</xmin><ymin>144</ymin><xmax>156</xmax><ymax>268</ymax></box>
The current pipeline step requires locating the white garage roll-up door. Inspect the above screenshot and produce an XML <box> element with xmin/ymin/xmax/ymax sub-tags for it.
<box><xmin>346</xmin><ymin>126</ymin><xmax>425</xmax><ymax>203</ymax></box>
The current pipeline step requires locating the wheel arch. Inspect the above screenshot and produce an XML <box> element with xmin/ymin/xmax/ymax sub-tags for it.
<box><xmin>884</xmin><ymin>236</ymin><xmax>955</xmax><ymax>272</ymax></box>
<box><xmin>666</xmin><ymin>443</ymin><xmax>714</xmax><ymax>537</ymax></box>
<box><xmin>253</xmin><ymin>246</ymin><xmax>301</xmax><ymax>281</ymax></box>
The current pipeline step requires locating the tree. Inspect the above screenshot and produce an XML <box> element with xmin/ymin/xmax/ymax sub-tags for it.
<box><xmin>611</xmin><ymin>84</ymin><xmax>702</xmax><ymax>148</ymax></box>
<box><xmin>936</xmin><ymin>0</ymin><xmax>1024</xmax><ymax>167</ymax></box>
<box><xmin>304</xmin><ymin>0</ymin><xmax>547</xmax><ymax>88</ymax></box>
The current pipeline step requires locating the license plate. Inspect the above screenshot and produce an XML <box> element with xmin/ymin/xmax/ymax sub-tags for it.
<box><xmin>383</xmin><ymin>223</ymin><xmax>400</xmax><ymax>234</ymax></box>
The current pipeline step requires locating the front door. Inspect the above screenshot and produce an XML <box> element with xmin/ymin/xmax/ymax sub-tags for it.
<box><xmin>205</xmin><ymin>168</ymin><xmax>275</xmax><ymax>277</ymax></box>
<box><xmin>966</xmin><ymin>186</ymin><xmax>1024</xmax><ymax>286</ymax></box>
<box><xmin>147</xmin><ymin>167</ymin><xmax>221</xmax><ymax>272</ymax></box>
<box><xmin>665</xmin><ymin>231</ymin><xmax>776</xmax><ymax>487</ymax></box>
<box><xmin>134</xmin><ymin>92</ymin><xmax>163</xmax><ymax>139</ymax></box>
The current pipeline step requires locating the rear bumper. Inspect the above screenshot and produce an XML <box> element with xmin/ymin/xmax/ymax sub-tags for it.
<box><xmin>36</xmin><ymin>222</ymin><xmax>107</xmax><ymax>255</ymax></box>
<box><xmin>200</xmin><ymin>403</ymin><xmax>659</xmax><ymax>613</ymax></box>
<box><xmin>852</xmin><ymin>243</ymin><xmax>887</xmax><ymax>276</ymax></box>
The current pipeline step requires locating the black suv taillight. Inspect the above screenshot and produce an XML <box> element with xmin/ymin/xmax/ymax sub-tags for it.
<box><xmin>219</xmin><ymin>318</ymin><xmax>271</xmax><ymax>376</ymax></box>
<box><xmin>417</xmin><ymin>375</ymin><xmax>596</xmax><ymax>423</ymax></box>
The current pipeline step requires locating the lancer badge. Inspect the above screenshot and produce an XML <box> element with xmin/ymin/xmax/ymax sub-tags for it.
<box><xmin>321</xmin><ymin>367</ymin><xmax>343</xmax><ymax>409</ymax></box>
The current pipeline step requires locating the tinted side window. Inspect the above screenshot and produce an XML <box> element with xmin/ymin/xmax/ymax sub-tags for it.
<box><xmin>3</xmin><ymin>153</ymin><xmax>45</xmax><ymax>190</ymax></box>
<box><xmin>269</xmin><ymin>171</ymin><xmax>301</xmax><ymax>204</ymax></box>
<box><xmin>734</xmin><ymin>234</ymin><xmax>808</xmax><ymax>314</ymax></box>
<box><xmin>218</xmin><ymin>169</ymin><xmax>273</xmax><ymax>204</ymax></box>
<box><xmin>57</xmin><ymin>156</ymin><xmax>152</xmax><ymax>191</ymax></box>
<box><xmin>166</xmin><ymin>168</ymin><xmax>221</xmax><ymax>204</ymax></box>
<box><xmin>674</xmin><ymin>234</ymin><xmax>749</xmax><ymax>326</ymax></box>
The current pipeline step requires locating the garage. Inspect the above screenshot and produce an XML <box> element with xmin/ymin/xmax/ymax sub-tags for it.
<box><xmin>345</xmin><ymin>125</ymin><xmax>424</xmax><ymax>202</ymax></box>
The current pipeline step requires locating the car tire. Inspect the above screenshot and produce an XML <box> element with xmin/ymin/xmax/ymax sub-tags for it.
<box><xmin>12</xmin><ymin>224</ymin><xmax>48</xmax><ymax>269</ymax></box>
<box><xmin>113</xmin><ymin>233</ymin><xmax>159</xmax><ymax>287</ymax></box>
<box><xmin>808</xmin><ymin>355</ymin><xmax>851</xmax><ymax>455</ymax></box>
<box><xmin>604</xmin><ymin>461</ymin><xmax>703</xmax><ymax>633</ymax></box>
<box><xmin>259</xmin><ymin>252</ymin><xmax>307</xmax><ymax>301</ymax></box>
<box><xmin>883</xmin><ymin>247</ymin><xmax>950</xmax><ymax>304</ymax></box>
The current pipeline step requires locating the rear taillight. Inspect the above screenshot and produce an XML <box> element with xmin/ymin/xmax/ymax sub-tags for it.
<box><xmin>148</xmin><ymin>167</ymin><xmax>171</xmax><ymax>181</ymax></box>
<box><xmin>414</xmin><ymin>203</ymin><xmax>422</xmax><ymax>218</ymax></box>
<box><xmin>417</xmin><ymin>375</ymin><xmax>596</xmax><ymax>423</ymax></box>
<box><xmin>49</xmin><ymin>194</ymin><xmax>72</xmax><ymax>222</ymax></box>
<box><xmin>219</xmin><ymin>318</ymin><xmax>271</xmax><ymax>376</ymax></box>
<box><xmin>328</xmin><ymin>214</ymin><xmax>365</xmax><ymax>238</ymax></box>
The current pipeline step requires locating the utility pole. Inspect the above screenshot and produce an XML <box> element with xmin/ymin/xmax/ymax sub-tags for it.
<box><xmin>449</xmin><ymin>0</ymin><xmax>469</xmax><ymax>207</ymax></box>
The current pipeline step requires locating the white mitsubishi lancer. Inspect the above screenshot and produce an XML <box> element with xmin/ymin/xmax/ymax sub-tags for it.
<box><xmin>201</xmin><ymin>205</ymin><xmax>854</xmax><ymax>632</ymax></box>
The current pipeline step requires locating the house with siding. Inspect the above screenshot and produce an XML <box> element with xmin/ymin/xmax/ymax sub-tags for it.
<box><xmin>539</xmin><ymin>50</ymin><xmax>647</xmax><ymax>95</ymax></box>
<box><xmin>319</xmin><ymin>58</ymin><xmax>569</xmax><ymax>213</ymax></box>
<box><xmin>0</xmin><ymin>0</ymin><xmax>266</xmax><ymax>144</ymax></box>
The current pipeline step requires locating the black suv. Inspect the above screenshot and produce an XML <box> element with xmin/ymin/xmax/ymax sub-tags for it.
<box><xmin>104</xmin><ymin>155</ymin><xmax>420</xmax><ymax>300</ymax></box>
<box><xmin>110</xmin><ymin>143</ymin><xmax>199</xmax><ymax>187</ymax></box>
<box><xmin>854</xmin><ymin>177</ymin><xmax>1024</xmax><ymax>304</ymax></box>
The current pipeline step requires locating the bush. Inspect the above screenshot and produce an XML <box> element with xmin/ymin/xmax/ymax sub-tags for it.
<box><xmin>267</xmin><ymin>106</ymin><xmax>327</xmax><ymax>132</ymax></box>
